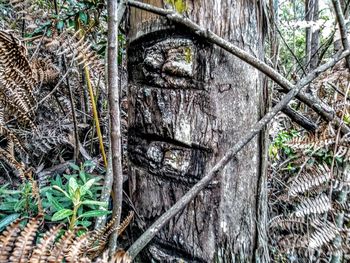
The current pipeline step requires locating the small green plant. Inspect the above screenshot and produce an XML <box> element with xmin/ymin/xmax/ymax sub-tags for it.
<box><xmin>0</xmin><ymin>182</ymin><xmax>39</xmax><ymax>224</ymax></box>
<box><xmin>269</xmin><ymin>130</ymin><xmax>299</xmax><ymax>160</ymax></box>
<box><xmin>46</xmin><ymin>162</ymin><xmax>110</xmax><ymax>230</ymax></box>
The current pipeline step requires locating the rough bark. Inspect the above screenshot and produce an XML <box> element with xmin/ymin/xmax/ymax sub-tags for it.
<box><xmin>128</xmin><ymin>1</ymin><xmax>266</xmax><ymax>262</ymax></box>
<box><xmin>305</xmin><ymin>0</ymin><xmax>320</xmax><ymax>70</ymax></box>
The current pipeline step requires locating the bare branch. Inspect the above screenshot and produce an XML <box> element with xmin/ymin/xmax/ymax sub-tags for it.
<box><xmin>272</xmin><ymin>99</ymin><xmax>318</xmax><ymax>131</ymax></box>
<box><xmin>107</xmin><ymin>0</ymin><xmax>124</xmax><ymax>252</ymax></box>
<box><xmin>332</xmin><ymin>0</ymin><xmax>350</xmax><ymax>70</ymax></box>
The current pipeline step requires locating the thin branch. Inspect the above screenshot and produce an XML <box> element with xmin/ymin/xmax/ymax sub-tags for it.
<box><xmin>107</xmin><ymin>0</ymin><xmax>125</xmax><ymax>252</ymax></box>
<box><xmin>332</xmin><ymin>0</ymin><xmax>350</xmax><ymax>70</ymax></box>
<box><xmin>77</xmin><ymin>26</ymin><xmax>108</xmax><ymax>168</ymax></box>
<box><xmin>62</xmin><ymin>56</ymin><xmax>80</xmax><ymax>162</ymax></box>
<box><xmin>272</xmin><ymin>99</ymin><xmax>318</xmax><ymax>131</ymax></box>
<box><xmin>127</xmin><ymin>0</ymin><xmax>350</xmax><ymax>134</ymax></box>
<box><xmin>126</xmin><ymin>49</ymin><xmax>349</xmax><ymax>260</ymax></box>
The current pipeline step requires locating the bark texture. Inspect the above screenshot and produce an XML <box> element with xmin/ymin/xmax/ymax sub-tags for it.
<box><xmin>128</xmin><ymin>1</ymin><xmax>266</xmax><ymax>261</ymax></box>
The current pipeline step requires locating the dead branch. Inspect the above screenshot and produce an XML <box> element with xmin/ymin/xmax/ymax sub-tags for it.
<box><xmin>107</xmin><ymin>0</ymin><xmax>125</xmax><ymax>252</ymax></box>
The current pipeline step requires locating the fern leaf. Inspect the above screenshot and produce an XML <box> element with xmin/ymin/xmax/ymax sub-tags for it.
<box><xmin>29</xmin><ymin>225</ymin><xmax>62</xmax><ymax>263</ymax></box>
<box><xmin>286</xmin><ymin>133</ymin><xmax>335</xmax><ymax>151</ymax></box>
<box><xmin>294</xmin><ymin>194</ymin><xmax>331</xmax><ymax>217</ymax></box>
<box><xmin>48</xmin><ymin>230</ymin><xmax>75</xmax><ymax>263</ymax></box>
<box><xmin>110</xmin><ymin>249</ymin><xmax>132</xmax><ymax>263</ymax></box>
<box><xmin>289</xmin><ymin>164</ymin><xmax>331</xmax><ymax>196</ymax></box>
<box><xmin>9</xmin><ymin>216</ymin><xmax>42</xmax><ymax>263</ymax></box>
<box><xmin>269</xmin><ymin>215</ymin><xmax>307</xmax><ymax>233</ymax></box>
<box><xmin>0</xmin><ymin>218</ymin><xmax>23</xmax><ymax>263</ymax></box>
<box><xmin>309</xmin><ymin>220</ymin><xmax>339</xmax><ymax>249</ymax></box>
<box><xmin>65</xmin><ymin>234</ymin><xmax>89</xmax><ymax>263</ymax></box>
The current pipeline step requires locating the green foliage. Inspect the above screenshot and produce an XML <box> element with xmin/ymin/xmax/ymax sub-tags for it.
<box><xmin>0</xmin><ymin>182</ymin><xmax>39</xmax><ymax>220</ymax></box>
<box><xmin>46</xmin><ymin>162</ymin><xmax>110</xmax><ymax>230</ymax></box>
<box><xmin>269</xmin><ymin>130</ymin><xmax>299</xmax><ymax>160</ymax></box>
<box><xmin>166</xmin><ymin>0</ymin><xmax>187</xmax><ymax>14</ymax></box>
<box><xmin>0</xmin><ymin>161</ymin><xmax>109</xmax><ymax>231</ymax></box>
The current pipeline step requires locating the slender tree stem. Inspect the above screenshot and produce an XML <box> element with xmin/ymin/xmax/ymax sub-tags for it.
<box><xmin>107</xmin><ymin>0</ymin><xmax>125</xmax><ymax>252</ymax></box>
<box><xmin>332</xmin><ymin>0</ymin><xmax>350</xmax><ymax>70</ymax></box>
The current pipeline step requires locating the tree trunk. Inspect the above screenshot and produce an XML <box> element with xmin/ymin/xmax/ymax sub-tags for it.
<box><xmin>305</xmin><ymin>0</ymin><xmax>320</xmax><ymax>70</ymax></box>
<box><xmin>127</xmin><ymin>1</ymin><xmax>267</xmax><ymax>262</ymax></box>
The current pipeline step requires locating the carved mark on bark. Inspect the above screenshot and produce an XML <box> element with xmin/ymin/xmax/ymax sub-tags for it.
<box><xmin>128</xmin><ymin>35</ymin><xmax>220</xmax><ymax>261</ymax></box>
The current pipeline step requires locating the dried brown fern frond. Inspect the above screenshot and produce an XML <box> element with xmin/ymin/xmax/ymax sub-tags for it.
<box><xmin>9</xmin><ymin>0</ymin><xmax>45</xmax><ymax>22</ymax></box>
<box><xmin>65</xmin><ymin>234</ymin><xmax>90</xmax><ymax>263</ymax></box>
<box><xmin>95</xmin><ymin>250</ymin><xmax>131</xmax><ymax>263</ymax></box>
<box><xmin>309</xmin><ymin>220</ymin><xmax>339</xmax><ymax>249</ymax></box>
<box><xmin>87</xmin><ymin>211</ymin><xmax>134</xmax><ymax>259</ymax></box>
<box><xmin>0</xmin><ymin>30</ymin><xmax>37</xmax><ymax>129</ymax></box>
<box><xmin>278</xmin><ymin>233</ymin><xmax>309</xmax><ymax>251</ymax></box>
<box><xmin>9</xmin><ymin>215</ymin><xmax>43</xmax><ymax>263</ymax></box>
<box><xmin>29</xmin><ymin>224</ymin><xmax>62</xmax><ymax>263</ymax></box>
<box><xmin>0</xmin><ymin>218</ymin><xmax>23</xmax><ymax>262</ymax></box>
<box><xmin>110</xmin><ymin>249</ymin><xmax>132</xmax><ymax>263</ymax></box>
<box><xmin>0</xmin><ymin>147</ymin><xmax>26</xmax><ymax>179</ymax></box>
<box><xmin>47</xmin><ymin>229</ymin><xmax>76</xmax><ymax>263</ymax></box>
<box><xmin>0</xmin><ymin>123</ymin><xmax>27</xmax><ymax>154</ymax></box>
<box><xmin>286</xmin><ymin>133</ymin><xmax>335</xmax><ymax>151</ymax></box>
<box><xmin>293</xmin><ymin>194</ymin><xmax>331</xmax><ymax>217</ymax></box>
<box><xmin>57</xmin><ymin>33</ymin><xmax>104</xmax><ymax>76</ymax></box>
<box><xmin>0</xmin><ymin>214</ymin><xmax>133</xmax><ymax>263</ymax></box>
<box><xmin>289</xmin><ymin>164</ymin><xmax>331</xmax><ymax>196</ymax></box>
<box><xmin>31</xmin><ymin>57</ymin><xmax>59</xmax><ymax>85</ymax></box>
<box><xmin>269</xmin><ymin>215</ymin><xmax>307</xmax><ymax>233</ymax></box>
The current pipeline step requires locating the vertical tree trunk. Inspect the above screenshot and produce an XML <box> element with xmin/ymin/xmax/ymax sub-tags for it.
<box><xmin>305</xmin><ymin>0</ymin><xmax>320</xmax><ymax>70</ymax></box>
<box><xmin>127</xmin><ymin>1</ymin><xmax>266</xmax><ymax>261</ymax></box>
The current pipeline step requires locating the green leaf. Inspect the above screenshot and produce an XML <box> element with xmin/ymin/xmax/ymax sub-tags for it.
<box><xmin>80</xmin><ymin>178</ymin><xmax>96</xmax><ymax>196</ymax></box>
<box><xmin>52</xmin><ymin>186</ymin><xmax>70</xmax><ymax>199</ymax></box>
<box><xmin>14</xmin><ymin>199</ymin><xmax>26</xmax><ymax>212</ymax></box>
<box><xmin>46</xmin><ymin>193</ymin><xmax>64</xmax><ymax>211</ymax></box>
<box><xmin>69</xmin><ymin>163</ymin><xmax>80</xmax><ymax>171</ymax></box>
<box><xmin>79</xmin><ymin>170</ymin><xmax>86</xmax><ymax>183</ymax></box>
<box><xmin>83</xmin><ymin>160</ymin><xmax>95</xmax><ymax>167</ymax></box>
<box><xmin>0</xmin><ymin>214</ymin><xmax>20</xmax><ymax>230</ymax></box>
<box><xmin>57</xmin><ymin>20</ymin><xmax>64</xmax><ymax>30</ymax></box>
<box><xmin>79</xmin><ymin>210</ymin><xmax>110</xmax><ymax>218</ymax></box>
<box><xmin>0</xmin><ymin>202</ymin><xmax>16</xmax><ymax>211</ymax></box>
<box><xmin>81</xmin><ymin>200</ymin><xmax>108</xmax><ymax>207</ymax></box>
<box><xmin>69</xmin><ymin>177</ymin><xmax>79</xmax><ymax>196</ymax></box>
<box><xmin>51</xmin><ymin>209</ymin><xmax>73</xmax><ymax>221</ymax></box>
<box><xmin>79</xmin><ymin>11</ymin><xmax>88</xmax><ymax>24</ymax></box>
<box><xmin>77</xmin><ymin>220</ymin><xmax>92</xmax><ymax>227</ymax></box>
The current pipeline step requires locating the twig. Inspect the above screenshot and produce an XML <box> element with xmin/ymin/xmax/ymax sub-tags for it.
<box><xmin>126</xmin><ymin>49</ymin><xmax>349</xmax><ymax>260</ymax></box>
<box><xmin>62</xmin><ymin>55</ymin><xmax>80</xmax><ymax>162</ymax></box>
<box><xmin>78</xmin><ymin>26</ymin><xmax>108</xmax><ymax>168</ymax></box>
<box><xmin>127</xmin><ymin>0</ymin><xmax>350</xmax><ymax>134</ymax></box>
<box><xmin>272</xmin><ymin>99</ymin><xmax>318</xmax><ymax>131</ymax></box>
<box><xmin>332</xmin><ymin>0</ymin><xmax>350</xmax><ymax>70</ymax></box>
<box><xmin>107</xmin><ymin>0</ymin><xmax>126</xmax><ymax>252</ymax></box>
<box><xmin>327</xmin><ymin>81</ymin><xmax>349</xmax><ymax>99</ymax></box>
